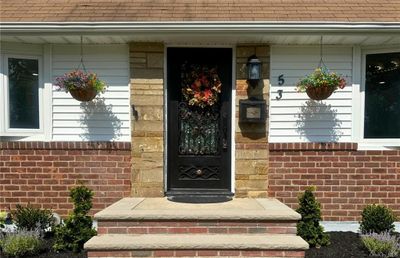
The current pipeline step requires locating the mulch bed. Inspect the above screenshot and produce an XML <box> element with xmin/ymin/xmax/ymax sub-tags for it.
<box><xmin>305</xmin><ymin>231</ymin><xmax>380</xmax><ymax>258</ymax></box>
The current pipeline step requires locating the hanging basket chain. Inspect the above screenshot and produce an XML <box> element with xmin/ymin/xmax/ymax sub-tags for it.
<box><xmin>54</xmin><ymin>35</ymin><xmax>107</xmax><ymax>102</ymax></box>
<box><xmin>295</xmin><ymin>35</ymin><xmax>347</xmax><ymax>101</ymax></box>
<box><xmin>318</xmin><ymin>35</ymin><xmax>328</xmax><ymax>72</ymax></box>
<box><xmin>77</xmin><ymin>35</ymin><xmax>87</xmax><ymax>72</ymax></box>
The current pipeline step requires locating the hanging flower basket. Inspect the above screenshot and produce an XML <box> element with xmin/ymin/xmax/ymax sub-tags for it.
<box><xmin>54</xmin><ymin>70</ymin><xmax>107</xmax><ymax>102</ymax></box>
<box><xmin>296</xmin><ymin>67</ymin><xmax>346</xmax><ymax>101</ymax></box>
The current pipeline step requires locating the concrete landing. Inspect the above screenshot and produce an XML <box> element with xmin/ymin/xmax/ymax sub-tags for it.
<box><xmin>94</xmin><ymin>198</ymin><xmax>301</xmax><ymax>220</ymax></box>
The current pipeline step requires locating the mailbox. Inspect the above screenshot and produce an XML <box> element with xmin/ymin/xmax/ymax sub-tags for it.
<box><xmin>239</xmin><ymin>99</ymin><xmax>266</xmax><ymax>123</ymax></box>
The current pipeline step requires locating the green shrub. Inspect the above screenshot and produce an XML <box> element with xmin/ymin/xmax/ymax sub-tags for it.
<box><xmin>0</xmin><ymin>229</ymin><xmax>42</xmax><ymax>257</ymax></box>
<box><xmin>53</xmin><ymin>185</ymin><xmax>97</xmax><ymax>253</ymax></box>
<box><xmin>360</xmin><ymin>204</ymin><xmax>396</xmax><ymax>234</ymax></box>
<box><xmin>0</xmin><ymin>211</ymin><xmax>7</xmax><ymax>229</ymax></box>
<box><xmin>296</xmin><ymin>186</ymin><xmax>330</xmax><ymax>247</ymax></box>
<box><xmin>361</xmin><ymin>231</ymin><xmax>400</xmax><ymax>258</ymax></box>
<box><xmin>12</xmin><ymin>204</ymin><xmax>54</xmax><ymax>233</ymax></box>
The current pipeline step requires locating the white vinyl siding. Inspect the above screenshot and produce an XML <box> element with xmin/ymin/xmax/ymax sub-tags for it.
<box><xmin>52</xmin><ymin>44</ymin><xmax>130</xmax><ymax>141</ymax></box>
<box><xmin>269</xmin><ymin>45</ymin><xmax>353</xmax><ymax>143</ymax></box>
<box><xmin>0</xmin><ymin>42</ymin><xmax>43</xmax><ymax>56</ymax></box>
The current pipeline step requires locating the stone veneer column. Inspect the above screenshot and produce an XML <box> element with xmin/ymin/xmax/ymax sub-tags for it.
<box><xmin>235</xmin><ymin>45</ymin><xmax>270</xmax><ymax>197</ymax></box>
<box><xmin>130</xmin><ymin>43</ymin><xmax>164</xmax><ymax>197</ymax></box>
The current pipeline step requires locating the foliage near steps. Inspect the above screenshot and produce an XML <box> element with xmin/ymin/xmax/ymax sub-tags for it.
<box><xmin>296</xmin><ymin>186</ymin><xmax>330</xmax><ymax>248</ymax></box>
<box><xmin>360</xmin><ymin>204</ymin><xmax>397</xmax><ymax>234</ymax></box>
<box><xmin>12</xmin><ymin>204</ymin><xmax>55</xmax><ymax>233</ymax></box>
<box><xmin>53</xmin><ymin>185</ymin><xmax>97</xmax><ymax>253</ymax></box>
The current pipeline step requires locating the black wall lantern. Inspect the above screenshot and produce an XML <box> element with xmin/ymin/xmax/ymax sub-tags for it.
<box><xmin>247</xmin><ymin>55</ymin><xmax>261</xmax><ymax>87</ymax></box>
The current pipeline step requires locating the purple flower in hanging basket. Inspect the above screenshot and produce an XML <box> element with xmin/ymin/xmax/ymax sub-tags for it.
<box><xmin>54</xmin><ymin>70</ymin><xmax>107</xmax><ymax>94</ymax></box>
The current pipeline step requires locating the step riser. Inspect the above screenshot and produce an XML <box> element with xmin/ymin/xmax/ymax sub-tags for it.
<box><xmin>97</xmin><ymin>220</ymin><xmax>297</xmax><ymax>235</ymax></box>
<box><xmin>88</xmin><ymin>250</ymin><xmax>305</xmax><ymax>258</ymax></box>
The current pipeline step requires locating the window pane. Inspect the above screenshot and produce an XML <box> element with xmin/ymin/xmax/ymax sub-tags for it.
<box><xmin>8</xmin><ymin>58</ymin><xmax>39</xmax><ymax>129</ymax></box>
<box><xmin>364</xmin><ymin>52</ymin><xmax>400</xmax><ymax>138</ymax></box>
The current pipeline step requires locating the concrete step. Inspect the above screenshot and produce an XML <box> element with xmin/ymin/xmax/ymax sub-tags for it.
<box><xmin>95</xmin><ymin>198</ymin><xmax>300</xmax><ymax>235</ymax></box>
<box><xmin>85</xmin><ymin>234</ymin><xmax>308</xmax><ymax>258</ymax></box>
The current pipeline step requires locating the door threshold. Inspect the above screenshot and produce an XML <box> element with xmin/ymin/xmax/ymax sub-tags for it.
<box><xmin>166</xmin><ymin>190</ymin><xmax>233</xmax><ymax>204</ymax></box>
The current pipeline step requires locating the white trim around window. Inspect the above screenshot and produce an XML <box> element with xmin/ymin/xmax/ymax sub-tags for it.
<box><xmin>1</xmin><ymin>54</ymin><xmax>44</xmax><ymax>136</ymax></box>
<box><xmin>358</xmin><ymin>48</ymin><xmax>400</xmax><ymax>150</ymax></box>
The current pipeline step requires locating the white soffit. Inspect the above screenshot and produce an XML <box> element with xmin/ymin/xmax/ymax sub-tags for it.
<box><xmin>1</xmin><ymin>22</ymin><xmax>400</xmax><ymax>45</ymax></box>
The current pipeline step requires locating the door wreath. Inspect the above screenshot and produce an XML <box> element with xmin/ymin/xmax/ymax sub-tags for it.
<box><xmin>181</xmin><ymin>64</ymin><xmax>222</xmax><ymax>108</ymax></box>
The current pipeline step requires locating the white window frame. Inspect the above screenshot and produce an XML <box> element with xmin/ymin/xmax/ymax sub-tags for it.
<box><xmin>358</xmin><ymin>48</ymin><xmax>400</xmax><ymax>150</ymax></box>
<box><xmin>1</xmin><ymin>54</ymin><xmax>44</xmax><ymax>136</ymax></box>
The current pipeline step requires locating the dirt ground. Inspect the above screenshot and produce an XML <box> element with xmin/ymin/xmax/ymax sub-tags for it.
<box><xmin>305</xmin><ymin>231</ymin><xmax>384</xmax><ymax>258</ymax></box>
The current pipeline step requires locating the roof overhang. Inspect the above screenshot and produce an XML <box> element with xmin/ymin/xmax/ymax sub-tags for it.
<box><xmin>1</xmin><ymin>22</ymin><xmax>400</xmax><ymax>45</ymax></box>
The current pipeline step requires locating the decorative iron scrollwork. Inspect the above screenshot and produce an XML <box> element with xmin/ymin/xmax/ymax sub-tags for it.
<box><xmin>222</xmin><ymin>111</ymin><xmax>228</xmax><ymax>150</ymax></box>
<box><xmin>178</xmin><ymin>102</ymin><xmax>220</xmax><ymax>155</ymax></box>
<box><xmin>179</xmin><ymin>166</ymin><xmax>219</xmax><ymax>180</ymax></box>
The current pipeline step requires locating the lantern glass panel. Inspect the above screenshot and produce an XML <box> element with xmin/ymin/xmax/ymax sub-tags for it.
<box><xmin>247</xmin><ymin>59</ymin><xmax>261</xmax><ymax>80</ymax></box>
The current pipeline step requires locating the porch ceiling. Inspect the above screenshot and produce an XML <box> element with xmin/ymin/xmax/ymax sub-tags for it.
<box><xmin>1</xmin><ymin>33</ymin><xmax>400</xmax><ymax>46</ymax></box>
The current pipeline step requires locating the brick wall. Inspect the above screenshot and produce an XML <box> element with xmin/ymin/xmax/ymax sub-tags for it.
<box><xmin>235</xmin><ymin>45</ymin><xmax>270</xmax><ymax>198</ymax></box>
<box><xmin>0</xmin><ymin>142</ymin><xmax>131</xmax><ymax>217</ymax></box>
<box><xmin>268</xmin><ymin>143</ymin><xmax>400</xmax><ymax>221</ymax></box>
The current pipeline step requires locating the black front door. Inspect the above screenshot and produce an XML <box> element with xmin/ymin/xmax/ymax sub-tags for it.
<box><xmin>167</xmin><ymin>48</ymin><xmax>232</xmax><ymax>197</ymax></box>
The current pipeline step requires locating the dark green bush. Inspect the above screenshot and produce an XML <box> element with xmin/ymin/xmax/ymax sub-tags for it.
<box><xmin>0</xmin><ymin>229</ymin><xmax>42</xmax><ymax>257</ymax></box>
<box><xmin>53</xmin><ymin>185</ymin><xmax>97</xmax><ymax>253</ymax></box>
<box><xmin>296</xmin><ymin>186</ymin><xmax>330</xmax><ymax>247</ymax></box>
<box><xmin>12</xmin><ymin>205</ymin><xmax>54</xmax><ymax>233</ymax></box>
<box><xmin>360</xmin><ymin>204</ymin><xmax>396</xmax><ymax>234</ymax></box>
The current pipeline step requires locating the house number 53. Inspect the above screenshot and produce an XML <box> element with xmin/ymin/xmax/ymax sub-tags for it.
<box><xmin>278</xmin><ymin>74</ymin><xmax>285</xmax><ymax>86</ymax></box>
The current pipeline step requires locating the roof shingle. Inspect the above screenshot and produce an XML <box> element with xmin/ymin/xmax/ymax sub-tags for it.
<box><xmin>1</xmin><ymin>0</ymin><xmax>400</xmax><ymax>22</ymax></box>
